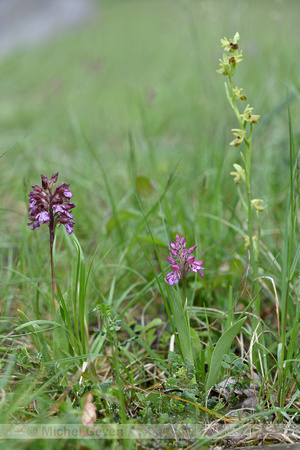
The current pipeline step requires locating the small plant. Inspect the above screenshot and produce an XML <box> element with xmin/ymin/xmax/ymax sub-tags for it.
<box><xmin>166</xmin><ymin>351</ymin><xmax>196</xmax><ymax>390</ymax></box>
<box><xmin>138</xmin><ymin>352</ymin><xmax>203</xmax><ymax>427</ymax></box>
<box><xmin>221</xmin><ymin>352</ymin><xmax>249</xmax><ymax>379</ymax></box>
<box><xmin>164</xmin><ymin>234</ymin><xmax>204</xmax><ymax>378</ymax></box>
<box><xmin>16</xmin><ymin>346</ymin><xmax>41</xmax><ymax>372</ymax></box>
<box><xmin>98</xmin><ymin>305</ymin><xmax>122</xmax><ymax>333</ymax></box>
<box><xmin>27</xmin><ymin>173</ymin><xmax>75</xmax><ymax>310</ymax></box>
<box><xmin>25</xmin><ymin>172</ymin><xmax>96</xmax><ymax>368</ymax></box>
<box><xmin>97</xmin><ymin>304</ymin><xmax>127</xmax><ymax>424</ymax></box>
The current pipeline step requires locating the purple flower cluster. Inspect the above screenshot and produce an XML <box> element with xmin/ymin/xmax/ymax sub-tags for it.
<box><xmin>165</xmin><ymin>234</ymin><xmax>205</xmax><ymax>285</ymax></box>
<box><xmin>28</xmin><ymin>173</ymin><xmax>75</xmax><ymax>234</ymax></box>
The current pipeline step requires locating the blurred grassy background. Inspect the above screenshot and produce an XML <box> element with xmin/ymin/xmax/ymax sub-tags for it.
<box><xmin>1</xmin><ymin>0</ymin><xmax>300</xmax><ymax>316</ymax></box>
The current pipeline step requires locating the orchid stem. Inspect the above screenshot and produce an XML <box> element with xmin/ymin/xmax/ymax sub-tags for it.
<box><xmin>49</xmin><ymin>217</ymin><xmax>58</xmax><ymax>312</ymax></box>
<box><xmin>182</xmin><ymin>276</ymin><xmax>187</xmax><ymax>310</ymax></box>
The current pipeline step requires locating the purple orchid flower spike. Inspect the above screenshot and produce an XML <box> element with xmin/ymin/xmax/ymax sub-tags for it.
<box><xmin>28</xmin><ymin>172</ymin><xmax>75</xmax><ymax>234</ymax></box>
<box><xmin>165</xmin><ymin>234</ymin><xmax>205</xmax><ymax>285</ymax></box>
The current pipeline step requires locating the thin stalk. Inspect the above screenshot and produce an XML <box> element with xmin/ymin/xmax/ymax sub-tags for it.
<box><xmin>228</xmin><ymin>75</ymin><xmax>260</xmax><ymax>312</ymax></box>
<box><xmin>226</xmin><ymin>70</ymin><xmax>267</xmax><ymax>374</ymax></box>
<box><xmin>182</xmin><ymin>275</ymin><xmax>191</xmax><ymax>342</ymax></box>
<box><xmin>111</xmin><ymin>332</ymin><xmax>127</xmax><ymax>425</ymax></box>
<box><xmin>244</xmin><ymin>129</ymin><xmax>260</xmax><ymax>312</ymax></box>
<box><xmin>103</xmin><ymin>315</ymin><xmax>127</xmax><ymax>425</ymax></box>
<box><xmin>181</xmin><ymin>275</ymin><xmax>196</xmax><ymax>383</ymax></box>
<box><xmin>227</xmin><ymin>76</ymin><xmax>243</xmax><ymax>127</ymax></box>
<box><xmin>182</xmin><ymin>275</ymin><xmax>187</xmax><ymax>309</ymax></box>
<box><xmin>49</xmin><ymin>210</ymin><xmax>58</xmax><ymax>312</ymax></box>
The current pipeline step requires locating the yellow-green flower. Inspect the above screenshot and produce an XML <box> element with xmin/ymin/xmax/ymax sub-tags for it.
<box><xmin>244</xmin><ymin>235</ymin><xmax>257</xmax><ymax>250</ymax></box>
<box><xmin>221</xmin><ymin>37</ymin><xmax>231</xmax><ymax>52</ymax></box>
<box><xmin>230</xmin><ymin>129</ymin><xmax>246</xmax><ymax>147</ymax></box>
<box><xmin>221</xmin><ymin>32</ymin><xmax>240</xmax><ymax>52</ymax></box>
<box><xmin>251</xmin><ymin>199</ymin><xmax>267</xmax><ymax>211</ymax></box>
<box><xmin>216</xmin><ymin>54</ymin><xmax>230</xmax><ymax>76</ymax></box>
<box><xmin>217</xmin><ymin>50</ymin><xmax>243</xmax><ymax>76</ymax></box>
<box><xmin>230</xmin><ymin>164</ymin><xmax>245</xmax><ymax>184</ymax></box>
<box><xmin>233</xmin><ymin>86</ymin><xmax>247</xmax><ymax>101</ymax></box>
<box><xmin>229</xmin><ymin>52</ymin><xmax>243</xmax><ymax>65</ymax></box>
<box><xmin>240</xmin><ymin>105</ymin><xmax>260</xmax><ymax>124</ymax></box>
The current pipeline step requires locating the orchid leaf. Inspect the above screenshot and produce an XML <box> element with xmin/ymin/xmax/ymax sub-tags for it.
<box><xmin>206</xmin><ymin>317</ymin><xmax>247</xmax><ymax>392</ymax></box>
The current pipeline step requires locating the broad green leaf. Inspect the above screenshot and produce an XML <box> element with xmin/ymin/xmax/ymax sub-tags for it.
<box><xmin>135</xmin><ymin>176</ymin><xmax>154</xmax><ymax>196</ymax></box>
<box><xmin>206</xmin><ymin>317</ymin><xmax>247</xmax><ymax>392</ymax></box>
<box><xmin>134</xmin><ymin>318</ymin><xmax>163</xmax><ymax>332</ymax></box>
<box><xmin>169</xmin><ymin>287</ymin><xmax>194</xmax><ymax>367</ymax></box>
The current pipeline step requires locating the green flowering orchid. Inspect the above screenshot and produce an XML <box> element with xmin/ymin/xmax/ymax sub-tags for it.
<box><xmin>217</xmin><ymin>32</ymin><xmax>243</xmax><ymax>77</ymax></box>
<box><xmin>221</xmin><ymin>32</ymin><xmax>240</xmax><ymax>51</ymax></box>
<box><xmin>240</xmin><ymin>104</ymin><xmax>260</xmax><ymax>124</ymax></box>
<box><xmin>251</xmin><ymin>199</ymin><xmax>267</xmax><ymax>211</ymax></box>
<box><xmin>230</xmin><ymin>163</ymin><xmax>245</xmax><ymax>184</ymax></box>
<box><xmin>217</xmin><ymin>52</ymin><xmax>243</xmax><ymax>77</ymax></box>
<box><xmin>230</xmin><ymin>129</ymin><xmax>246</xmax><ymax>147</ymax></box>
<box><xmin>218</xmin><ymin>33</ymin><xmax>263</xmax><ymax>325</ymax></box>
<box><xmin>233</xmin><ymin>86</ymin><xmax>247</xmax><ymax>101</ymax></box>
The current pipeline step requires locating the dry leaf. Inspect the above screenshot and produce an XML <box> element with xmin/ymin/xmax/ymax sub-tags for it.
<box><xmin>82</xmin><ymin>392</ymin><xmax>97</xmax><ymax>427</ymax></box>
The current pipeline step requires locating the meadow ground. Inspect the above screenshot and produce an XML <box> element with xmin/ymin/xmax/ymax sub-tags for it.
<box><xmin>1</xmin><ymin>0</ymin><xmax>300</xmax><ymax>448</ymax></box>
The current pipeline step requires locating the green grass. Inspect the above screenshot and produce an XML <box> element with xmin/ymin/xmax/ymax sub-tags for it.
<box><xmin>1</xmin><ymin>0</ymin><xmax>300</xmax><ymax>448</ymax></box>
